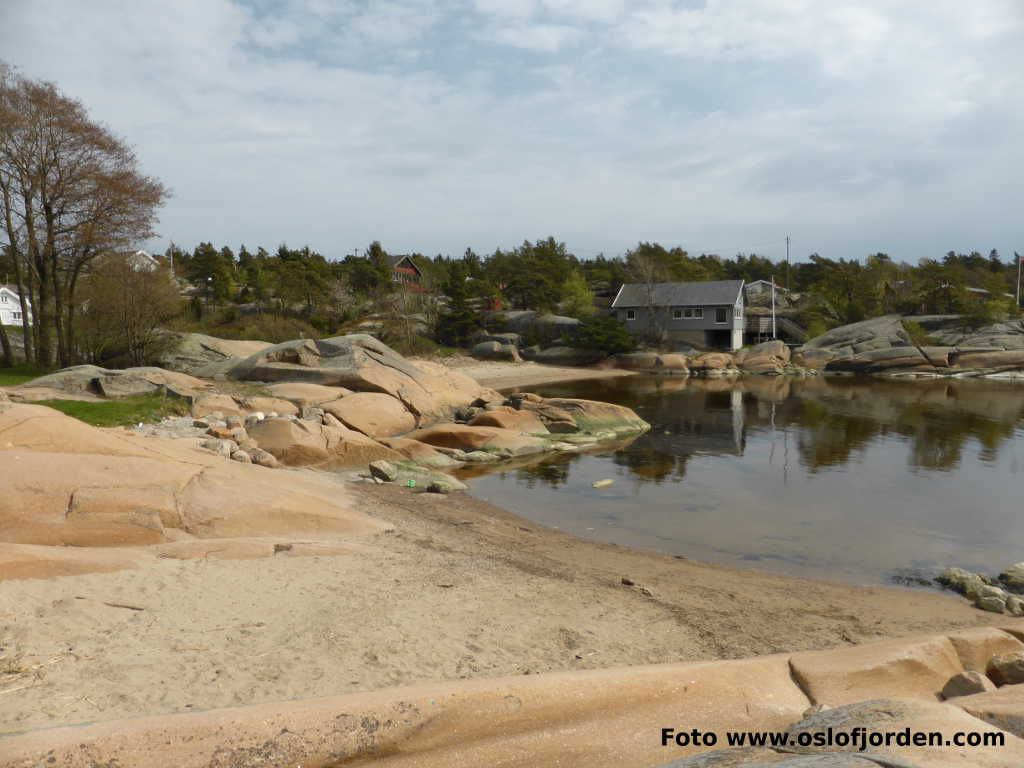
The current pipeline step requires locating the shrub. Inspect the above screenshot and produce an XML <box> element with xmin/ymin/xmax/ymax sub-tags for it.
<box><xmin>902</xmin><ymin>319</ymin><xmax>938</xmax><ymax>346</ymax></box>
<box><xmin>568</xmin><ymin>316</ymin><xmax>634</xmax><ymax>354</ymax></box>
<box><xmin>388</xmin><ymin>335</ymin><xmax>439</xmax><ymax>357</ymax></box>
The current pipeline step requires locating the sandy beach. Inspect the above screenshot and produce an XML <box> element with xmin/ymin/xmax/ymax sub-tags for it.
<box><xmin>0</xmin><ymin>476</ymin><xmax>993</xmax><ymax>736</ymax></box>
<box><xmin>436</xmin><ymin>357</ymin><xmax>639</xmax><ymax>389</ymax></box>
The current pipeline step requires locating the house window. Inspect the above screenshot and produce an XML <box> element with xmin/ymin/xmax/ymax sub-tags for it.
<box><xmin>626</xmin><ymin>309</ymin><xmax>636</xmax><ymax>321</ymax></box>
<box><xmin>715</xmin><ymin>307</ymin><xmax>728</xmax><ymax>324</ymax></box>
<box><xmin>680</xmin><ymin>307</ymin><xmax>703</xmax><ymax>319</ymax></box>
<box><xmin>672</xmin><ymin>309</ymin><xmax>683</xmax><ymax>320</ymax></box>
<box><xmin>0</xmin><ymin>295</ymin><xmax>7</xmax><ymax>302</ymax></box>
<box><xmin>12</xmin><ymin>312</ymin><xmax>20</xmax><ymax>321</ymax></box>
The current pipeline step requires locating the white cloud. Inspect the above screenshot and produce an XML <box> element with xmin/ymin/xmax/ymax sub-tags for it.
<box><xmin>0</xmin><ymin>0</ymin><xmax>1020</xmax><ymax>262</ymax></box>
<box><xmin>488</xmin><ymin>22</ymin><xmax>584</xmax><ymax>51</ymax></box>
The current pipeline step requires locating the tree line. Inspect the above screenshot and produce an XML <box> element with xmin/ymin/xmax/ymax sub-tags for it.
<box><xmin>2</xmin><ymin>64</ymin><xmax>1019</xmax><ymax>371</ymax></box>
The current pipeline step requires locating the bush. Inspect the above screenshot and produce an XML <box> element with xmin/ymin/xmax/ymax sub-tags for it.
<box><xmin>170</xmin><ymin>312</ymin><xmax>322</xmax><ymax>343</ymax></box>
<box><xmin>963</xmin><ymin>297</ymin><xmax>1015</xmax><ymax>329</ymax></box>
<box><xmin>388</xmin><ymin>335</ymin><xmax>439</xmax><ymax>357</ymax></box>
<box><xmin>568</xmin><ymin>316</ymin><xmax>634</xmax><ymax>354</ymax></box>
<box><xmin>902</xmin><ymin>319</ymin><xmax>937</xmax><ymax>346</ymax></box>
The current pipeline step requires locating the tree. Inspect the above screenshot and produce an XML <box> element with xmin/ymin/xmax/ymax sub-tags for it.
<box><xmin>437</xmin><ymin>261</ymin><xmax>478</xmax><ymax>347</ymax></box>
<box><xmin>0</xmin><ymin>63</ymin><xmax>168</xmax><ymax>367</ymax></box>
<box><xmin>77</xmin><ymin>252</ymin><xmax>181</xmax><ymax>365</ymax></box>
<box><xmin>561</xmin><ymin>269</ymin><xmax>595</xmax><ymax>318</ymax></box>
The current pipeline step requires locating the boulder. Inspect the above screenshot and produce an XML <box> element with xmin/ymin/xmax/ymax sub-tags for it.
<box><xmin>514</xmin><ymin>399</ymin><xmax>580</xmax><ymax>433</ymax></box>
<box><xmin>405</xmin><ymin>423</ymin><xmax>550</xmax><ymax>458</ymax></box>
<box><xmin>321</xmin><ymin>392</ymin><xmax>416</xmax><ymax>438</ymax></box>
<box><xmin>539</xmin><ymin>398</ymin><xmax>649</xmax><ymax>436</ymax></box>
<box><xmin>16</xmin><ymin>365</ymin><xmax>208</xmax><ymax>400</ymax></box>
<box><xmin>156</xmin><ymin>331</ymin><xmax>273</xmax><ymax>375</ymax></box>
<box><xmin>264</xmin><ymin>382</ymin><xmax>352</xmax><ymax>407</ymax></box>
<box><xmin>689</xmin><ymin>352</ymin><xmax>735</xmax><ymax>373</ymax></box>
<box><xmin>247</xmin><ymin>416</ymin><xmax>404</xmax><ymax>469</ymax></box>
<box><xmin>942</xmin><ymin>671</ymin><xmax>997</xmax><ymax>699</ymax></box>
<box><xmin>1001</xmin><ymin>563</ymin><xmax>1024</xmax><ymax>594</ymax></box>
<box><xmin>377</xmin><ymin>437</ymin><xmax>463</xmax><ymax>469</ymax></box>
<box><xmin>368</xmin><ymin>460</ymin><xmax>399</xmax><ymax>482</ymax></box>
<box><xmin>526</xmin><ymin>346</ymin><xmax>606</xmax><ymax>366</ymax></box>
<box><xmin>228</xmin><ymin>335</ymin><xmax>490</xmax><ymax>425</ymax></box>
<box><xmin>470</xmin><ymin>330</ymin><xmax>522</xmax><ymax>346</ymax></box>
<box><xmin>803</xmin><ymin>315</ymin><xmax>911</xmax><ymax>352</ymax></box>
<box><xmin>471</xmin><ymin>341</ymin><xmax>522</xmax><ymax>362</ymax></box>
<box><xmin>738</xmin><ymin>340</ymin><xmax>790</xmax><ymax>375</ymax></box>
<box><xmin>937</xmin><ymin>566</ymin><xmax>992</xmax><ymax>599</ymax></box>
<box><xmin>468</xmin><ymin>406</ymin><xmax>548</xmax><ymax>434</ymax></box>
<box><xmin>987</xmin><ymin>652</ymin><xmax>1024</xmax><ymax>686</ymax></box>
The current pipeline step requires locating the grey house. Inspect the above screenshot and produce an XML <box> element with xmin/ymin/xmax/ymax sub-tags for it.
<box><xmin>611</xmin><ymin>279</ymin><xmax>745</xmax><ymax>351</ymax></box>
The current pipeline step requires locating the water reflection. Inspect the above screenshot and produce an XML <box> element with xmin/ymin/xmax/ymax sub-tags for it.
<box><xmin>500</xmin><ymin>377</ymin><xmax>1024</xmax><ymax>486</ymax></box>
<box><xmin>465</xmin><ymin>376</ymin><xmax>1024</xmax><ymax>584</ymax></box>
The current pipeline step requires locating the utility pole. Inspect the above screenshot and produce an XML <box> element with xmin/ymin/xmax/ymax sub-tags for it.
<box><xmin>771</xmin><ymin>273</ymin><xmax>777</xmax><ymax>340</ymax></box>
<box><xmin>785</xmin><ymin>235</ymin><xmax>791</xmax><ymax>291</ymax></box>
<box><xmin>1016</xmin><ymin>251</ymin><xmax>1022</xmax><ymax>309</ymax></box>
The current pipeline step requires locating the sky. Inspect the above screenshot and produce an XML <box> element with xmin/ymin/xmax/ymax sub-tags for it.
<box><xmin>2</xmin><ymin>0</ymin><xmax>1023</xmax><ymax>265</ymax></box>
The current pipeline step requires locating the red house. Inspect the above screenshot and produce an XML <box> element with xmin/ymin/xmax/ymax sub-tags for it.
<box><xmin>387</xmin><ymin>254</ymin><xmax>423</xmax><ymax>291</ymax></box>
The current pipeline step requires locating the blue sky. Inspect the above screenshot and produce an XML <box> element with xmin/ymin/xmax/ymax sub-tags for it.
<box><xmin>2</xmin><ymin>0</ymin><xmax>1022</xmax><ymax>264</ymax></box>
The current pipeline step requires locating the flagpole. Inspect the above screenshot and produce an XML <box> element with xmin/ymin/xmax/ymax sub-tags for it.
<box><xmin>1016</xmin><ymin>251</ymin><xmax>1021</xmax><ymax>309</ymax></box>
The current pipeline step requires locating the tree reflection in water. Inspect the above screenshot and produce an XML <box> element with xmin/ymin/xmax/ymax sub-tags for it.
<box><xmin>495</xmin><ymin>375</ymin><xmax>1024</xmax><ymax>488</ymax></box>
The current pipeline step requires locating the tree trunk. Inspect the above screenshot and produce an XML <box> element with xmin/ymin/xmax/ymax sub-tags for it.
<box><xmin>21</xmin><ymin>192</ymin><xmax>51</xmax><ymax>367</ymax></box>
<box><xmin>0</xmin><ymin>322</ymin><xmax>12</xmax><ymax>368</ymax></box>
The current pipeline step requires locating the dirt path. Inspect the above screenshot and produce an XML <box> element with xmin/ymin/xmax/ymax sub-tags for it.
<box><xmin>0</xmin><ymin>480</ymin><xmax>992</xmax><ymax>736</ymax></box>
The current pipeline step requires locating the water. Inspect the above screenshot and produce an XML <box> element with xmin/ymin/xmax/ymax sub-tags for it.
<box><xmin>460</xmin><ymin>375</ymin><xmax>1024</xmax><ymax>585</ymax></box>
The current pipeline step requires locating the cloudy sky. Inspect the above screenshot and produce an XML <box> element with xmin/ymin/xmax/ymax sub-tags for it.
<box><xmin>2</xmin><ymin>0</ymin><xmax>1022</xmax><ymax>264</ymax></box>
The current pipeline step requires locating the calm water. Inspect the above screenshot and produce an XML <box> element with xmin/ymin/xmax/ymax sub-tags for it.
<box><xmin>460</xmin><ymin>376</ymin><xmax>1024</xmax><ymax>585</ymax></box>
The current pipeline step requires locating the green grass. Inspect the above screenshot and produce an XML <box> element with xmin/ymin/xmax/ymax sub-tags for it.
<box><xmin>0</xmin><ymin>364</ymin><xmax>50</xmax><ymax>387</ymax></box>
<box><xmin>36</xmin><ymin>394</ymin><xmax>190</xmax><ymax>427</ymax></box>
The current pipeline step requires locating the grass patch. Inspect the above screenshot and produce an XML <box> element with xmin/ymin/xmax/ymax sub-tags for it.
<box><xmin>0</xmin><ymin>364</ymin><xmax>51</xmax><ymax>387</ymax></box>
<box><xmin>36</xmin><ymin>393</ymin><xmax>190</xmax><ymax>427</ymax></box>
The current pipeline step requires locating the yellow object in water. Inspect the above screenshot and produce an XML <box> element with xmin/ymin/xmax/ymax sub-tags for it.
<box><xmin>592</xmin><ymin>479</ymin><xmax>615</xmax><ymax>489</ymax></box>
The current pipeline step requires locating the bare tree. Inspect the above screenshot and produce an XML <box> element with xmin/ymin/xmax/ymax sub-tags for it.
<box><xmin>77</xmin><ymin>253</ymin><xmax>181</xmax><ymax>366</ymax></box>
<box><xmin>0</xmin><ymin>63</ymin><xmax>168</xmax><ymax>368</ymax></box>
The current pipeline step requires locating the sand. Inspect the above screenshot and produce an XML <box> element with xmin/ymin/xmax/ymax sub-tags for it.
<box><xmin>432</xmin><ymin>356</ymin><xmax>639</xmax><ymax>390</ymax></box>
<box><xmin>0</xmin><ymin>480</ymin><xmax>993</xmax><ymax>736</ymax></box>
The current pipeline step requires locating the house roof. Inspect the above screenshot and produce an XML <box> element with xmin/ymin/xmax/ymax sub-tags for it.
<box><xmin>612</xmin><ymin>280</ymin><xmax>745</xmax><ymax>308</ymax></box>
<box><xmin>385</xmin><ymin>254</ymin><xmax>422</xmax><ymax>274</ymax></box>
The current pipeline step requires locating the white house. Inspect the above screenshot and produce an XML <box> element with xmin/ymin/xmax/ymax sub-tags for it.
<box><xmin>129</xmin><ymin>250</ymin><xmax>161</xmax><ymax>271</ymax></box>
<box><xmin>0</xmin><ymin>284</ymin><xmax>31</xmax><ymax>326</ymax></box>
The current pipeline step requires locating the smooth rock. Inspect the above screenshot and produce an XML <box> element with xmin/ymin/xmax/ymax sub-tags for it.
<box><xmin>468</xmin><ymin>405</ymin><xmax>548</xmax><ymax>434</ymax></box>
<box><xmin>321</xmin><ymin>392</ymin><xmax>416</xmax><ymax>438</ymax></box>
<box><xmin>987</xmin><ymin>652</ymin><xmax>1024</xmax><ymax>686</ymax></box>
<box><xmin>941</xmin><ymin>671</ymin><xmax>996</xmax><ymax>699</ymax></box>
<box><xmin>368</xmin><ymin>460</ymin><xmax>399</xmax><ymax>482</ymax></box>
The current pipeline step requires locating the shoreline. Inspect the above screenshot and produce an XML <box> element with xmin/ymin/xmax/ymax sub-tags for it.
<box><xmin>0</xmin><ymin>476</ymin><xmax>996</xmax><ymax>737</ymax></box>
<box><xmin>436</xmin><ymin>359</ymin><xmax>639</xmax><ymax>390</ymax></box>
